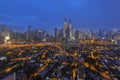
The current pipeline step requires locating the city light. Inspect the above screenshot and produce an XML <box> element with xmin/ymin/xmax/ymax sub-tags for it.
<box><xmin>0</xmin><ymin>0</ymin><xmax>120</xmax><ymax>80</ymax></box>
<box><xmin>4</xmin><ymin>36</ymin><xmax>10</xmax><ymax>43</ymax></box>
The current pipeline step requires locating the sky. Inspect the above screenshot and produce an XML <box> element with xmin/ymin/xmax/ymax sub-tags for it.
<box><xmin>0</xmin><ymin>0</ymin><xmax>120</xmax><ymax>33</ymax></box>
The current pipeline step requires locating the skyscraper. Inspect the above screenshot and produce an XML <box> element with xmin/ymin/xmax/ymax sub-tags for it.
<box><xmin>75</xmin><ymin>30</ymin><xmax>79</xmax><ymax>41</ymax></box>
<box><xmin>54</xmin><ymin>28</ymin><xmax>59</xmax><ymax>42</ymax></box>
<box><xmin>33</xmin><ymin>29</ymin><xmax>44</xmax><ymax>42</ymax></box>
<box><xmin>27</xmin><ymin>25</ymin><xmax>34</xmax><ymax>42</ymax></box>
<box><xmin>63</xmin><ymin>18</ymin><xmax>73</xmax><ymax>39</ymax></box>
<box><xmin>66</xmin><ymin>26</ymin><xmax>70</xmax><ymax>39</ymax></box>
<box><xmin>69</xmin><ymin>19</ymin><xmax>73</xmax><ymax>39</ymax></box>
<box><xmin>58</xmin><ymin>28</ymin><xmax>63</xmax><ymax>42</ymax></box>
<box><xmin>64</xmin><ymin>18</ymin><xmax>67</xmax><ymax>38</ymax></box>
<box><xmin>27</xmin><ymin>25</ymin><xmax>31</xmax><ymax>41</ymax></box>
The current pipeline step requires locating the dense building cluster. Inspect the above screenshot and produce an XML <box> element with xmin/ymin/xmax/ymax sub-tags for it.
<box><xmin>0</xmin><ymin>43</ymin><xmax>120</xmax><ymax>80</ymax></box>
<box><xmin>0</xmin><ymin>19</ymin><xmax>120</xmax><ymax>80</ymax></box>
<box><xmin>54</xmin><ymin>19</ymin><xmax>120</xmax><ymax>44</ymax></box>
<box><xmin>0</xmin><ymin>25</ymin><xmax>53</xmax><ymax>44</ymax></box>
<box><xmin>1</xmin><ymin>19</ymin><xmax>120</xmax><ymax>44</ymax></box>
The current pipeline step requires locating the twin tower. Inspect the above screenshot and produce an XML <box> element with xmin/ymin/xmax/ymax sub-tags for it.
<box><xmin>64</xmin><ymin>18</ymin><xmax>73</xmax><ymax>39</ymax></box>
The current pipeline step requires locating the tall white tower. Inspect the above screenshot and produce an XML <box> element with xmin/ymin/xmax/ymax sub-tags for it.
<box><xmin>69</xmin><ymin>19</ymin><xmax>73</xmax><ymax>39</ymax></box>
<box><xmin>64</xmin><ymin>18</ymin><xmax>67</xmax><ymax>38</ymax></box>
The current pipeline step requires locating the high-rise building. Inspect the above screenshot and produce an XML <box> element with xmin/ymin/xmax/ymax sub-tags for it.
<box><xmin>54</xmin><ymin>27</ymin><xmax>64</xmax><ymax>42</ymax></box>
<box><xmin>99</xmin><ymin>29</ymin><xmax>102</xmax><ymax>39</ymax></box>
<box><xmin>63</xmin><ymin>18</ymin><xmax>73</xmax><ymax>40</ymax></box>
<box><xmin>54</xmin><ymin>28</ymin><xmax>59</xmax><ymax>42</ymax></box>
<box><xmin>27</xmin><ymin>25</ymin><xmax>31</xmax><ymax>41</ymax></box>
<box><xmin>99</xmin><ymin>29</ymin><xmax>106</xmax><ymax>40</ymax></box>
<box><xmin>34</xmin><ymin>29</ymin><xmax>45</xmax><ymax>42</ymax></box>
<box><xmin>66</xmin><ymin>26</ymin><xmax>70</xmax><ymax>39</ymax></box>
<box><xmin>114</xmin><ymin>30</ymin><xmax>120</xmax><ymax>40</ymax></box>
<box><xmin>0</xmin><ymin>24</ymin><xmax>11</xmax><ymax>44</ymax></box>
<box><xmin>75</xmin><ymin>30</ymin><xmax>79</xmax><ymax>41</ymax></box>
<box><xmin>69</xmin><ymin>19</ymin><xmax>73</xmax><ymax>39</ymax></box>
<box><xmin>58</xmin><ymin>28</ymin><xmax>63</xmax><ymax>42</ymax></box>
<box><xmin>63</xmin><ymin>18</ymin><xmax>67</xmax><ymax>38</ymax></box>
<box><xmin>27</xmin><ymin>25</ymin><xmax>34</xmax><ymax>42</ymax></box>
<box><xmin>75</xmin><ymin>30</ymin><xmax>85</xmax><ymax>40</ymax></box>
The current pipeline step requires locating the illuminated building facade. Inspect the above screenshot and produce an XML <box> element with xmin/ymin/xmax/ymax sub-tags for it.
<box><xmin>0</xmin><ymin>24</ymin><xmax>11</xmax><ymax>44</ymax></box>
<box><xmin>63</xmin><ymin>18</ymin><xmax>73</xmax><ymax>39</ymax></box>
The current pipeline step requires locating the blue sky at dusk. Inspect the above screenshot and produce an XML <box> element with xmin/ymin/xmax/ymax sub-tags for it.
<box><xmin>0</xmin><ymin>0</ymin><xmax>120</xmax><ymax>33</ymax></box>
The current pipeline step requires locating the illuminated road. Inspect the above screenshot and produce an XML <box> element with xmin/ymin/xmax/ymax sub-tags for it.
<box><xmin>0</xmin><ymin>43</ymin><xmax>119</xmax><ymax>80</ymax></box>
<box><xmin>29</xmin><ymin>63</ymin><xmax>49</xmax><ymax>80</ymax></box>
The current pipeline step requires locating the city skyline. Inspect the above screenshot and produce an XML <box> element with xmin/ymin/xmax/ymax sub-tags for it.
<box><xmin>0</xmin><ymin>0</ymin><xmax>120</xmax><ymax>32</ymax></box>
<box><xmin>0</xmin><ymin>18</ymin><xmax>120</xmax><ymax>34</ymax></box>
<box><xmin>0</xmin><ymin>1</ymin><xmax>120</xmax><ymax>80</ymax></box>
